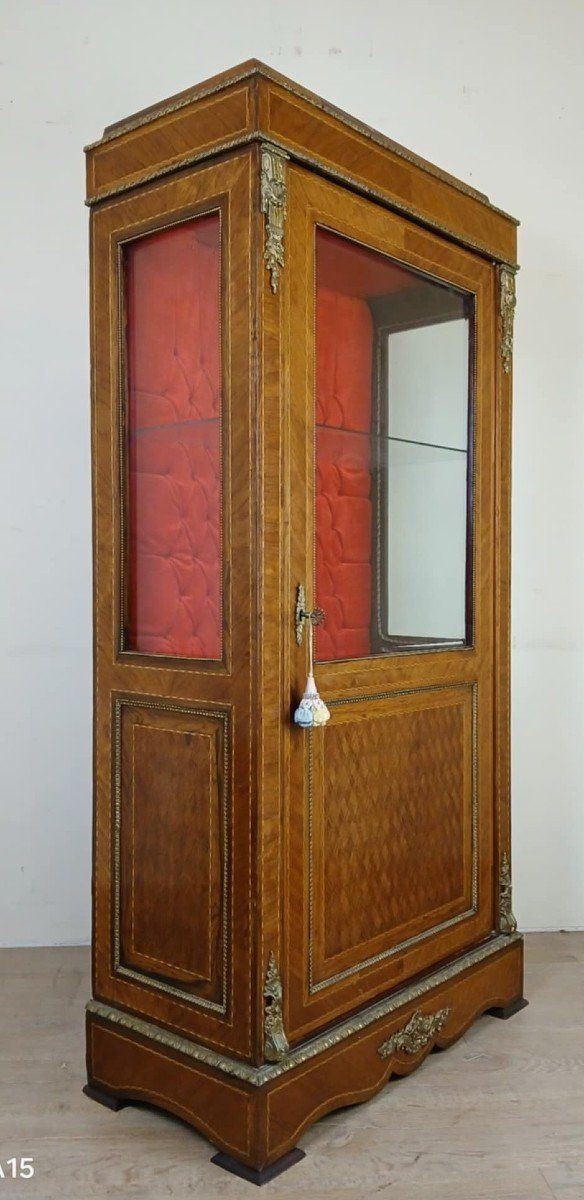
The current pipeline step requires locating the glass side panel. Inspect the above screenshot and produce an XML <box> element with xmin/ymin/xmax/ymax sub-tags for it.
<box><xmin>386</xmin><ymin>440</ymin><xmax>468</xmax><ymax>641</ymax></box>
<box><xmin>124</xmin><ymin>213</ymin><xmax>222</xmax><ymax>659</ymax></box>
<box><xmin>314</xmin><ymin>227</ymin><xmax>473</xmax><ymax>663</ymax></box>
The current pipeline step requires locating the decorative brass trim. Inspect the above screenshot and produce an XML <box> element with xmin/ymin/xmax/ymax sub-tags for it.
<box><xmin>85</xmin><ymin>62</ymin><xmax>518</xmax><ymax>221</ymax></box>
<box><xmin>378</xmin><ymin>1006</ymin><xmax>450</xmax><ymax>1058</ymax></box>
<box><xmin>498</xmin><ymin>850</ymin><xmax>518</xmax><ymax>935</ymax></box>
<box><xmin>295</xmin><ymin>584</ymin><xmax>307</xmax><ymax>646</ymax></box>
<box><xmin>263</xmin><ymin>952</ymin><xmax>290</xmax><ymax>1062</ymax></box>
<box><xmin>308</xmin><ymin>682</ymin><xmax>479</xmax><ymax>994</ymax></box>
<box><xmin>112</xmin><ymin>697</ymin><xmax>230</xmax><ymax>1014</ymax></box>
<box><xmin>260</xmin><ymin>144</ymin><xmax>288</xmax><ymax>292</ymax></box>
<box><xmin>500</xmin><ymin>266</ymin><xmax>516</xmax><ymax>374</ymax></box>
<box><xmin>86</xmin><ymin>932</ymin><xmax>521</xmax><ymax>1087</ymax></box>
<box><xmin>295</xmin><ymin>583</ymin><xmax>325</xmax><ymax>646</ymax></box>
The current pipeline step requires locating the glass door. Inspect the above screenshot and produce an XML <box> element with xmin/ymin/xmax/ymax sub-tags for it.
<box><xmin>285</xmin><ymin>165</ymin><xmax>497</xmax><ymax>1045</ymax></box>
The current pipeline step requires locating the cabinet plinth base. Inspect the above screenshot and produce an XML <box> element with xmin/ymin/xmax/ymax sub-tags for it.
<box><xmin>211</xmin><ymin>1148</ymin><xmax>306</xmax><ymax>1185</ymax></box>
<box><xmin>83</xmin><ymin>1083</ymin><xmax>127</xmax><ymax>1112</ymax></box>
<box><xmin>487</xmin><ymin>996</ymin><xmax>529</xmax><ymax>1020</ymax></box>
<box><xmin>85</xmin><ymin>936</ymin><xmax>523</xmax><ymax>1174</ymax></box>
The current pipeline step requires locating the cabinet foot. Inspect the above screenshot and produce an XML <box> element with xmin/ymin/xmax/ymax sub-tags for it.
<box><xmin>83</xmin><ymin>1083</ymin><xmax>127</xmax><ymax>1112</ymax></box>
<box><xmin>211</xmin><ymin>1148</ymin><xmax>306</xmax><ymax>1185</ymax></box>
<box><xmin>487</xmin><ymin>996</ymin><xmax>529</xmax><ymax>1020</ymax></box>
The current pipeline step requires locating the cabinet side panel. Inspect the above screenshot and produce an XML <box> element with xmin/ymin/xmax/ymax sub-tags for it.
<box><xmin>89</xmin><ymin>153</ymin><xmax>255</xmax><ymax>1058</ymax></box>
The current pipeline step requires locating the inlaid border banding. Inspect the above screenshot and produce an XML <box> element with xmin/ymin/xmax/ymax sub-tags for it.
<box><xmin>112</xmin><ymin>696</ymin><xmax>231</xmax><ymax>1015</ymax></box>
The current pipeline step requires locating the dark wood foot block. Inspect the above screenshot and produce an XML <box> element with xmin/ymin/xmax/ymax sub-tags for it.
<box><xmin>487</xmin><ymin>996</ymin><xmax>529</xmax><ymax>1020</ymax></box>
<box><xmin>211</xmin><ymin>1148</ymin><xmax>306</xmax><ymax>1185</ymax></box>
<box><xmin>83</xmin><ymin>1083</ymin><xmax>127</xmax><ymax>1112</ymax></box>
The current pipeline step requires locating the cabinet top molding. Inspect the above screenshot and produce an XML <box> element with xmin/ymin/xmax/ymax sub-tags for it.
<box><xmin>84</xmin><ymin>58</ymin><xmax>518</xmax><ymax>265</ymax></box>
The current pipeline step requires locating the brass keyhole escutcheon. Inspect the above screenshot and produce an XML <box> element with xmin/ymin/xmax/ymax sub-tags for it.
<box><xmin>295</xmin><ymin>584</ymin><xmax>325</xmax><ymax>646</ymax></box>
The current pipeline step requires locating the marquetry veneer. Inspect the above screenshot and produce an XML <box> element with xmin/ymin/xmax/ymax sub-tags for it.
<box><xmin>84</xmin><ymin>60</ymin><xmax>524</xmax><ymax>1183</ymax></box>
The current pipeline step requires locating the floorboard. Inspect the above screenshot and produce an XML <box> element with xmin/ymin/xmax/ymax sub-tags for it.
<box><xmin>0</xmin><ymin>935</ymin><xmax>582</xmax><ymax>1198</ymax></box>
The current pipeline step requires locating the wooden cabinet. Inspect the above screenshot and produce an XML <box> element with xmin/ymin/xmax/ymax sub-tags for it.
<box><xmin>84</xmin><ymin>59</ymin><xmax>524</xmax><ymax>1182</ymax></box>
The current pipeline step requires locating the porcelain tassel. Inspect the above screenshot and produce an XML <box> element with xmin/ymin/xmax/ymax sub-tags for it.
<box><xmin>294</xmin><ymin>617</ymin><xmax>330</xmax><ymax>729</ymax></box>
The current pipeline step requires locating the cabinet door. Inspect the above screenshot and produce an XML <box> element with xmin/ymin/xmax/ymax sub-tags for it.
<box><xmin>284</xmin><ymin>165</ymin><xmax>497</xmax><ymax>1044</ymax></box>
<box><xmin>91</xmin><ymin>151</ymin><xmax>254</xmax><ymax>1056</ymax></box>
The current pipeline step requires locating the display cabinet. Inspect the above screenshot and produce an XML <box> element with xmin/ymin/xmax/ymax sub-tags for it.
<box><xmin>84</xmin><ymin>60</ymin><xmax>525</xmax><ymax>1183</ymax></box>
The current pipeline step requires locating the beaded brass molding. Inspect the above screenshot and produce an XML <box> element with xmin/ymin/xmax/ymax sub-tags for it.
<box><xmin>260</xmin><ymin>144</ymin><xmax>288</xmax><ymax>292</ymax></box>
<box><xmin>86</xmin><ymin>932</ymin><xmax>520</xmax><ymax>1087</ymax></box>
<box><xmin>308</xmin><ymin>682</ymin><xmax>479</xmax><ymax>994</ymax></box>
<box><xmin>499</xmin><ymin>266</ymin><xmax>517</xmax><ymax>374</ymax></box>
<box><xmin>111</xmin><ymin>697</ymin><xmax>231</xmax><ymax>1014</ymax></box>
<box><xmin>378</xmin><ymin>1006</ymin><xmax>450</xmax><ymax>1058</ymax></box>
<box><xmin>498</xmin><ymin>850</ymin><xmax>518</xmax><ymax>935</ymax></box>
<box><xmin>263</xmin><ymin>952</ymin><xmax>290</xmax><ymax>1063</ymax></box>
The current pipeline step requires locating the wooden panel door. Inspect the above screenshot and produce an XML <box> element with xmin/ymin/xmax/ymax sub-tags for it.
<box><xmin>284</xmin><ymin>165</ymin><xmax>497</xmax><ymax>1044</ymax></box>
<box><xmin>91</xmin><ymin>150</ymin><xmax>255</xmax><ymax>1058</ymax></box>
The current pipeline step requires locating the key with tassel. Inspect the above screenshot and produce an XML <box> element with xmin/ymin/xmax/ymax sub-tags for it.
<box><xmin>293</xmin><ymin>586</ymin><xmax>330</xmax><ymax>729</ymax></box>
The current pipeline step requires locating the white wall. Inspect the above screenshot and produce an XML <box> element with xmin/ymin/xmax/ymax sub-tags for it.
<box><xmin>1</xmin><ymin>0</ymin><xmax>582</xmax><ymax>943</ymax></box>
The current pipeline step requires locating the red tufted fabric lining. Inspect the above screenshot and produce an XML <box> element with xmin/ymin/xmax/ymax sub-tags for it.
<box><xmin>315</xmin><ymin>283</ymin><xmax>374</xmax><ymax>662</ymax></box>
<box><xmin>314</xmin><ymin>229</ymin><xmax>419</xmax><ymax>662</ymax></box>
<box><xmin>126</xmin><ymin>214</ymin><xmax>222</xmax><ymax>658</ymax></box>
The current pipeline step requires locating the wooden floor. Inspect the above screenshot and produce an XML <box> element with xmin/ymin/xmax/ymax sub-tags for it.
<box><xmin>1</xmin><ymin>934</ymin><xmax>583</xmax><ymax>1198</ymax></box>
